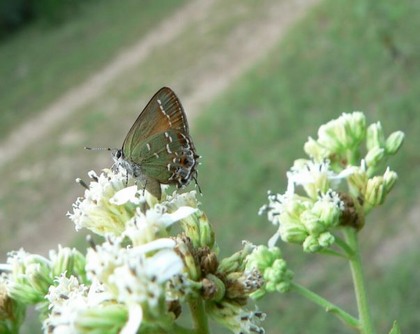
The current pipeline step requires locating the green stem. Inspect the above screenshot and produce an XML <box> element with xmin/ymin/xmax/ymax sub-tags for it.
<box><xmin>335</xmin><ymin>235</ymin><xmax>354</xmax><ymax>258</ymax></box>
<box><xmin>173</xmin><ymin>324</ymin><xmax>197</xmax><ymax>334</ymax></box>
<box><xmin>188</xmin><ymin>297</ymin><xmax>209</xmax><ymax>334</ymax></box>
<box><xmin>343</xmin><ymin>228</ymin><xmax>375</xmax><ymax>334</ymax></box>
<box><xmin>319</xmin><ymin>247</ymin><xmax>347</xmax><ymax>258</ymax></box>
<box><xmin>292</xmin><ymin>282</ymin><xmax>359</xmax><ymax>329</ymax></box>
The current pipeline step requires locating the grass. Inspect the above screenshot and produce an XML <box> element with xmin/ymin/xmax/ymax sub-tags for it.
<box><xmin>194</xmin><ymin>0</ymin><xmax>420</xmax><ymax>332</ymax></box>
<box><xmin>1</xmin><ymin>0</ymin><xmax>420</xmax><ymax>333</ymax></box>
<box><xmin>197</xmin><ymin>0</ymin><xmax>420</xmax><ymax>249</ymax></box>
<box><xmin>0</xmin><ymin>0</ymin><xmax>188</xmax><ymax>140</ymax></box>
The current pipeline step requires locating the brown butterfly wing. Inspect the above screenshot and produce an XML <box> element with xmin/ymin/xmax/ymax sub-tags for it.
<box><xmin>120</xmin><ymin>87</ymin><xmax>200</xmax><ymax>199</ymax></box>
<box><xmin>122</xmin><ymin>87</ymin><xmax>190</xmax><ymax>156</ymax></box>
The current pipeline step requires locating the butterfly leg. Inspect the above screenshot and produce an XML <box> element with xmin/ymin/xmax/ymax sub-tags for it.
<box><xmin>193</xmin><ymin>176</ymin><xmax>202</xmax><ymax>195</ymax></box>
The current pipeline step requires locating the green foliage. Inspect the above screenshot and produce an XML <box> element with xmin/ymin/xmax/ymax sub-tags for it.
<box><xmin>0</xmin><ymin>0</ymin><xmax>88</xmax><ymax>38</ymax></box>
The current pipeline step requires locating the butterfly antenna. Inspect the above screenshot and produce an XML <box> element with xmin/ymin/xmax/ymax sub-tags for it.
<box><xmin>193</xmin><ymin>176</ymin><xmax>202</xmax><ymax>195</ymax></box>
<box><xmin>84</xmin><ymin>147</ymin><xmax>113</xmax><ymax>151</ymax></box>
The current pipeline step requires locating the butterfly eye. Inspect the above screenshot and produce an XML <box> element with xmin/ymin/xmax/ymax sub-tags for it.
<box><xmin>116</xmin><ymin>150</ymin><xmax>122</xmax><ymax>159</ymax></box>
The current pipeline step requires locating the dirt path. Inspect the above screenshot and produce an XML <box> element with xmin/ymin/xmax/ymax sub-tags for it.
<box><xmin>2</xmin><ymin>0</ymin><xmax>320</xmax><ymax>256</ymax></box>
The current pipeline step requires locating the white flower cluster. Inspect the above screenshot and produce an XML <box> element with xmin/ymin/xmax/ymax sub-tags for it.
<box><xmin>68</xmin><ymin>169</ymin><xmax>144</xmax><ymax>235</ymax></box>
<box><xmin>1</xmin><ymin>167</ymin><xmax>270</xmax><ymax>334</ymax></box>
<box><xmin>44</xmin><ymin>238</ymin><xmax>186</xmax><ymax>333</ymax></box>
<box><xmin>48</xmin><ymin>170</ymin><xmax>199</xmax><ymax>333</ymax></box>
<box><xmin>262</xmin><ymin>112</ymin><xmax>403</xmax><ymax>252</ymax></box>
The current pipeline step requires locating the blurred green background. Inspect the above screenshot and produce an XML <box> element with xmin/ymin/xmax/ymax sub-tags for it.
<box><xmin>1</xmin><ymin>0</ymin><xmax>419</xmax><ymax>333</ymax></box>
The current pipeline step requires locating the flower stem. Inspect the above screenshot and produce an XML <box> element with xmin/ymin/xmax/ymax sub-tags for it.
<box><xmin>173</xmin><ymin>324</ymin><xmax>197</xmax><ymax>334</ymax></box>
<box><xmin>292</xmin><ymin>282</ymin><xmax>359</xmax><ymax>329</ymax></box>
<box><xmin>334</xmin><ymin>235</ymin><xmax>354</xmax><ymax>258</ymax></box>
<box><xmin>343</xmin><ymin>228</ymin><xmax>375</xmax><ymax>334</ymax></box>
<box><xmin>319</xmin><ymin>247</ymin><xmax>347</xmax><ymax>258</ymax></box>
<box><xmin>188</xmin><ymin>297</ymin><xmax>209</xmax><ymax>334</ymax></box>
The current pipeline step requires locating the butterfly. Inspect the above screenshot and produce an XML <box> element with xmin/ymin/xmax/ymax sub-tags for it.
<box><xmin>105</xmin><ymin>87</ymin><xmax>200</xmax><ymax>200</ymax></box>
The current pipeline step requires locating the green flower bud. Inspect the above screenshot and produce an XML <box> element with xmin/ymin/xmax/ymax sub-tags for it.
<box><xmin>263</xmin><ymin>259</ymin><xmax>293</xmax><ymax>293</ymax></box>
<box><xmin>75</xmin><ymin>303</ymin><xmax>128</xmax><ymax>333</ymax></box>
<box><xmin>198</xmin><ymin>212</ymin><xmax>215</xmax><ymax>249</ymax></box>
<box><xmin>303</xmin><ymin>235</ymin><xmax>318</xmax><ymax>253</ymax></box>
<box><xmin>318</xmin><ymin>232</ymin><xmax>335</xmax><ymax>248</ymax></box>
<box><xmin>218</xmin><ymin>242</ymin><xmax>254</xmax><ymax>274</ymax></box>
<box><xmin>303</xmin><ymin>235</ymin><xmax>322</xmax><ymax>253</ymax></box>
<box><xmin>245</xmin><ymin>245</ymin><xmax>282</xmax><ymax>270</ymax></box>
<box><xmin>218</xmin><ymin>253</ymin><xmax>243</xmax><ymax>276</ymax></box>
<box><xmin>364</xmin><ymin>176</ymin><xmax>385</xmax><ymax>212</ymax></box>
<box><xmin>365</xmin><ymin>147</ymin><xmax>385</xmax><ymax>168</ymax></box>
<box><xmin>51</xmin><ymin>247</ymin><xmax>88</xmax><ymax>284</ymax></box>
<box><xmin>178</xmin><ymin>209</ymin><xmax>214</xmax><ymax>249</ymax></box>
<box><xmin>312</xmin><ymin>197</ymin><xmax>341</xmax><ymax>228</ymax></box>
<box><xmin>0</xmin><ymin>277</ymin><xmax>26</xmax><ymax>332</ymax></box>
<box><xmin>318</xmin><ymin>112</ymin><xmax>366</xmax><ymax>153</ymax></box>
<box><xmin>178</xmin><ymin>215</ymin><xmax>201</xmax><ymax>248</ymax></box>
<box><xmin>366</xmin><ymin>122</ymin><xmax>385</xmax><ymax>151</ymax></box>
<box><xmin>26</xmin><ymin>266</ymin><xmax>53</xmax><ymax>297</ymax></box>
<box><xmin>51</xmin><ymin>247</ymin><xmax>73</xmax><ymax>278</ymax></box>
<box><xmin>383</xmin><ymin>168</ymin><xmax>398</xmax><ymax>194</ymax></box>
<box><xmin>202</xmin><ymin>274</ymin><xmax>225</xmax><ymax>301</ymax></box>
<box><xmin>7</xmin><ymin>280</ymin><xmax>44</xmax><ymax>304</ymax></box>
<box><xmin>246</xmin><ymin>246</ymin><xmax>293</xmax><ymax>296</ymax></box>
<box><xmin>175</xmin><ymin>237</ymin><xmax>200</xmax><ymax>281</ymax></box>
<box><xmin>6</xmin><ymin>252</ymin><xmax>53</xmax><ymax>304</ymax></box>
<box><xmin>348</xmin><ymin>111</ymin><xmax>367</xmax><ymax>145</ymax></box>
<box><xmin>385</xmin><ymin>131</ymin><xmax>404</xmax><ymax>155</ymax></box>
<box><xmin>301</xmin><ymin>211</ymin><xmax>324</xmax><ymax>234</ymax></box>
<box><xmin>303</xmin><ymin>137</ymin><xmax>329</xmax><ymax>161</ymax></box>
<box><xmin>225</xmin><ymin>268</ymin><xmax>263</xmax><ymax>299</ymax></box>
<box><xmin>279</xmin><ymin>223</ymin><xmax>308</xmax><ymax>244</ymax></box>
<box><xmin>347</xmin><ymin>166</ymin><xmax>368</xmax><ymax>197</ymax></box>
<box><xmin>317</xmin><ymin>122</ymin><xmax>343</xmax><ymax>152</ymax></box>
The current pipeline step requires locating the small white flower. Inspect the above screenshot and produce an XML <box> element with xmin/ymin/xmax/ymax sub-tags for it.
<box><xmin>44</xmin><ymin>275</ymin><xmax>89</xmax><ymax>333</ymax></box>
<box><xmin>86</xmin><ymin>235</ymin><xmax>186</xmax><ymax>314</ymax></box>
<box><xmin>110</xmin><ymin>248</ymin><xmax>183</xmax><ymax>307</ymax></box>
<box><xmin>85</xmin><ymin>235</ymin><xmax>126</xmax><ymax>285</ymax></box>
<box><xmin>109</xmin><ymin>185</ymin><xmax>143</xmax><ymax>205</ymax></box>
<box><xmin>124</xmin><ymin>205</ymin><xmax>197</xmax><ymax>246</ymax></box>
<box><xmin>286</xmin><ymin>159</ymin><xmax>352</xmax><ymax>198</ymax></box>
<box><xmin>67</xmin><ymin>170</ymin><xmax>138</xmax><ymax>236</ymax></box>
<box><xmin>46</xmin><ymin>275</ymin><xmax>87</xmax><ymax>310</ymax></box>
<box><xmin>108</xmin><ymin>239</ymin><xmax>183</xmax><ymax>306</ymax></box>
<box><xmin>163</xmin><ymin>190</ymin><xmax>200</xmax><ymax>211</ymax></box>
<box><xmin>120</xmin><ymin>303</ymin><xmax>143</xmax><ymax>334</ymax></box>
<box><xmin>44</xmin><ymin>275</ymin><xmax>120</xmax><ymax>334</ymax></box>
